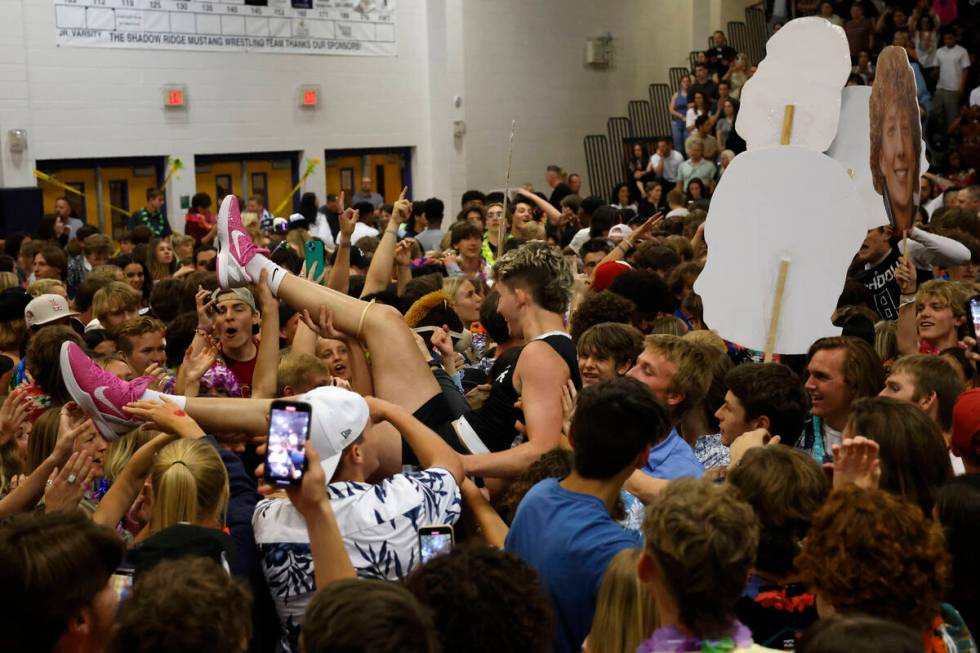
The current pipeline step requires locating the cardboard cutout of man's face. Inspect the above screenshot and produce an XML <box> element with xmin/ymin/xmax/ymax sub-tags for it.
<box><xmin>868</xmin><ymin>46</ymin><xmax>923</xmax><ymax>235</ymax></box>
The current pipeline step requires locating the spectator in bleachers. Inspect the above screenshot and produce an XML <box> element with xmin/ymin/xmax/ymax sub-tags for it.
<box><xmin>716</xmin><ymin>98</ymin><xmax>744</xmax><ymax>153</ymax></box>
<box><xmin>650</xmin><ymin>138</ymin><xmax>685</xmax><ymax>187</ymax></box>
<box><xmin>817</xmin><ymin>1</ymin><xmax>843</xmax><ymax>27</ymax></box>
<box><xmin>685</xmin><ymin>115</ymin><xmax>720</xmax><ymax>161</ymax></box>
<box><xmin>688</xmin><ymin>63</ymin><xmax>719</xmax><ymax>105</ymax></box>
<box><xmin>686</xmin><ymin>90</ymin><xmax>710</xmax><ymax>135</ymax></box>
<box><xmin>844</xmin><ymin>3</ymin><xmax>875</xmax><ymax>59</ymax></box>
<box><xmin>670</xmin><ymin>75</ymin><xmax>692</xmax><ymax>153</ymax></box>
<box><xmin>705</xmin><ymin>30</ymin><xmax>736</xmax><ymax>80</ymax></box>
<box><xmin>677</xmin><ymin>141</ymin><xmax>717</xmax><ymax>194</ymax></box>
<box><xmin>934</xmin><ymin>27</ymin><xmax>972</xmax><ymax>138</ymax></box>
<box><xmin>722</xmin><ymin>52</ymin><xmax>750</xmax><ymax>100</ymax></box>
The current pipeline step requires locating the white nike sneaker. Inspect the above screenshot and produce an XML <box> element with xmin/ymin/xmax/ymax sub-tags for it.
<box><xmin>216</xmin><ymin>194</ymin><xmax>262</xmax><ymax>289</ymax></box>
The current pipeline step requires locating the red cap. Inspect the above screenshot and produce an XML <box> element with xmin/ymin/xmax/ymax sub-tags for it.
<box><xmin>952</xmin><ymin>388</ymin><xmax>980</xmax><ymax>455</ymax></box>
<box><xmin>591</xmin><ymin>260</ymin><xmax>632</xmax><ymax>292</ymax></box>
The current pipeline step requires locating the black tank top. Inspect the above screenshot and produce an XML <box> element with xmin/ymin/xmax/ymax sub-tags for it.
<box><xmin>464</xmin><ymin>332</ymin><xmax>582</xmax><ymax>452</ymax></box>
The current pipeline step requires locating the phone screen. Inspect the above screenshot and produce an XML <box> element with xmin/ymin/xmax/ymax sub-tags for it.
<box><xmin>419</xmin><ymin>528</ymin><xmax>453</xmax><ymax>563</ymax></box>
<box><xmin>265</xmin><ymin>402</ymin><xmax>311</xmax><ymax>486</ymax></box>
<box><xmin>969</xmin><ymin>297</ymin><xmax>980</xmax><ymax>344</ymax></box>
<box><xmin>305</xmin><ymin>240</ymin><xmax>326</xmax><ymax>281</ymax></box>
<box><xmin>111</xmin><ymin>570</ymin><xmax>134</xmax><ymax>602</ymax></box>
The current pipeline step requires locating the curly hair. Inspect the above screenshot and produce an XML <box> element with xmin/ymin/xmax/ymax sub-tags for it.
<box><xmin>492</xmin><ymin>241</ymin><xmax>573</xmax><ymax>314</ymax></box>
<box><xmin>728</xmin><ymin>446</ymin><xmax>829</xmax><ymax>577</ymax></box>
<box><xmin>869</xmin><ymin>47</ymin><xmax>921</xmax><ymax>199</ymax></box>
<box><xmin>403</xmin><ymin>543</ymin><xmax>554</xmax><ymax>653</ymax></box>
<box><xmin>643</xmin><ymin>479</ymin><xmax>759</xmax><ymax>639</ymax></box>
<box><xmin>795</xmin><ymin>486</ymin><xmax>949</xmax><ymax>632</ymax></box>
<box><xmin>569</xmin><ymin>291</ymin><xmax>637</xmax><ymax>344</ymax></box>
<box><xmin>110</xmin><ymin>557</ymin><xmax>252</xmax><ymax>653</ymax></box>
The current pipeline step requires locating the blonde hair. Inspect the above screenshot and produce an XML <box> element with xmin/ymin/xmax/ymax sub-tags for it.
<box><xmin>0</xmin><ymin>272</ymin><xmax>19</xmax><ymax>292</ymax></box>
<box><xmin>92</xmin><ymin>281</ymin><xmax>140</xmax><ymax>322</ymax></box>
<box><xmin>277</xmin><ymin>351</ymin><xmax>328</xmax><ymax>396</ymax></box>
<box><xmin>915</xmin><ymin>279</ymin><xmax>971</xmax><ymax>320</ymax></box>
<box><xmin>589</xmin><ymin>548</ymin><xmax>658</xmax><ymax>653</ymax></box>
<box><xmin>102</xmin><ymin>426</ymin><xmax>156</xmax><ymax>483</ymax></box>
<box><xmin>27</xmin><ymin>278</ymin><xmax>66</xmax><ymax>298</ymax></box>
<box><xmin>684</xmin><ymin>329</ymin><xmax>727</xmax><ymax>353</ymax></box>
<box><xmin>643</xmin><ymin>334</ymin><xmax>711</xmax><ymax>419</ymax></box>
<box><xmin>149</xmin><ymin>439</ymin><xmax>229</xmax><ymax>534</ymax></box>
<box><xmin>442</xmin><ymin>276</ymin><xmax>475</xmax><ymax>304</ymax></box>
<box><xmin>171</xmin><ymin>234</ymin><xmax>195</xmax><ymax>251</ymax></box>
<box><xmin>286</xmin><ymin>229</ymin><xmax>311</xmax><ymax>256</ymax></box>
<box><xmin>492</xmin><ymin>241</ymin><xmax>573</xmax><ymax>314</ymax></box>
<box><xmin>874</xmin><ymin>319</ymin><xmax>898</xmax><ymax>364</ymax></box>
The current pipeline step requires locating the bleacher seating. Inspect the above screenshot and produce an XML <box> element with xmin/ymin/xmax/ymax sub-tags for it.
<box><xmin>582</xmin><ymin>6</ymin><xmax>769</xmax><ymax>198</ymax></box>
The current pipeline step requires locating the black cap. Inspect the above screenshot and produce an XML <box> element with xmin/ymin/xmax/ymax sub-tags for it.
<box><xmin>0</xmin><ymin>287</ymin><xmax>31</xmax><ymax>322</ymax></box>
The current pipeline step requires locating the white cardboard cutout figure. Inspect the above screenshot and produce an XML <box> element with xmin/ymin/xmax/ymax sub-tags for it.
<box><xmin>826</xmin><ymin>86</ymin><xmax>890</xmax><ymax>230</ymax></box>
<box><xmin>736</xmin><ymin>17</ymin><xmax>851</xmax><ymax>152</ymax></box>
<box><xmin>694</xmin><ymin>148</ymin><xmax>866</xmax><ymax>354</ymax></box>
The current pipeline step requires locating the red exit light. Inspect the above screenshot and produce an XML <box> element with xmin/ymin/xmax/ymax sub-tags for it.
<box><xmin>302</xmin><ymin>89</ymin><xmax>318</xmax><ymax>106</ymax></box>
<box><xmin>163</xmin><ymin>85</ymin><xmax>187</xmax><ymax>108</ymax></box>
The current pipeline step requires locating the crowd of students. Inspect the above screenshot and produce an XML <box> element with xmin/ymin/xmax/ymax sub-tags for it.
<box><xmin>1</xmin><ymin>2</ymin><xmax>979</xmax><ymax>653</ymax></box>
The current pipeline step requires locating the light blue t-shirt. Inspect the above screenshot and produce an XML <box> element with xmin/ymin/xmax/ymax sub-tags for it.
<box><xmin>641</xmin><ymin>427</ymin><xmax>705</xmax><ymax>479</ymax></box>
<box><xmin>505</xmin><ymin>478</ymin><xmax>641</xmax><ymax>653</ymax></box>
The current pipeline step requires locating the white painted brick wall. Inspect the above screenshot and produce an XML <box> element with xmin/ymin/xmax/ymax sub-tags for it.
<box><xmin>0</xmin><ymin>0</ymin><xmax>755</xmax><ymax>218</ymax></box>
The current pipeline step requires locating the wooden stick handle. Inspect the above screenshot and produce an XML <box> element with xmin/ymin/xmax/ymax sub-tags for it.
<box><xmin>763</xmin><ymin>258</ymin><xmax>791</xmax><ymax>363</ymax></box>
<box><xmin>780</xmin><ymin>105</ymin><xmax>795</xmax><ymax>145</ymax></box>
<box><xmin>902</xmin><ymin>229</ymin><xmax>909</xmax><ymax>261</ymax></box>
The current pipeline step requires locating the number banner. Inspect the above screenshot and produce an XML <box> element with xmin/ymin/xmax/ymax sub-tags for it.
<box><xmin>54</xmin><ymin>0</ymin><xmax>397</xmax><ymax>56</ymax></box>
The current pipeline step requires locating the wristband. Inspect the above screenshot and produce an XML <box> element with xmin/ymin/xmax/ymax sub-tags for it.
<box><xmin>338</xmin><ymin>241</ymin><xmax>352</xmax><ymax>248</ymax></box>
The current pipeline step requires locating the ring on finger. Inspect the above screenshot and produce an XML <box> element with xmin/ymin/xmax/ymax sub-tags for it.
<box><xmin>46</xmin><ymin>479</ymin><xmax>53</xmax><ymax>487</ymax></box>
<box><xmin>67</xmin><ymin>473</ymin><xmax>77</xmax><ymax>484</ymax></box>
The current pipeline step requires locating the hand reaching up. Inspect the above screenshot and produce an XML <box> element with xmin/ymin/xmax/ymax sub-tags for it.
<box><xmin>390</xmin><ymin>187</ymin><xmax>411</xmax><ymax>226</ymax></box>
<box><xmin>830</xmin><ymin>436</ymin><xmax>881</xmax><ymax>490</ymax></box>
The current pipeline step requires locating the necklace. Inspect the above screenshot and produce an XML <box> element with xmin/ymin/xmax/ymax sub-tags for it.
<box><xmin>637</xmin><ymin>621</ymin><xmax>753</xmax><ymax>653</ymax></box>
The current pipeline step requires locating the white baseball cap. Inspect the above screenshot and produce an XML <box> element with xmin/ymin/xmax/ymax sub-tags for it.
<box><xmin>24</xmin><ymin>294</ymin><xmax>79</xmax><ymax>328</ymax></box>
<box><xmin>608</xmin><ymin>224</ymin><xmax>633</xmax><ymax>240</ymax></box>
<box><xmin>299</xmin><ymin>385</ymin><xmax>370</xmax><ymax>482</ymax></box>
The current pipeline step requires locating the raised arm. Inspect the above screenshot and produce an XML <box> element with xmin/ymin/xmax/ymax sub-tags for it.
<box><xmin>326</xmin><ymin>193</ymin><xmax>356</xmax><ymax>294</ymax></box>
<box><xmin>93</xmin><ymin>431</ymin><xmax>177</xmax><ymax>529</ymax></box>
<box><xmin>905</xmin><ymin>227</ymin><xmax>970</xmax><ymax>269</ymax></box>
<box><xmin>285</xmin><ymin>443</ymin><xmax>356</xmax><ymax>587</ymax></box>
<box><xmin>895</xmin><ymin>257</ymin><xmax>919</xmax><ymax>355</ymax></box>
<box><xmin>250</xmin><ymin>270</ymin><xmax>281</xmax><ymax>399</ymax></box>
<box><xmin>361</xmin><ymin>188</ymin><xmax>410</xmax><ymax>298</ymax></box>
<box><xmin>366</xmin><ymin>397</ymin><xmax>464</xmax><ymax>484</ymax></box>
<box><xmin>596</xmin><ymin>213</ymin><xmax>661</xmax><ymax>270</ymax></box>
<box><xmin>515</xmin><ymin>187</ymin><xmax>562</xmax><ymax>226</ymax></box>
<box><xmin>460</xmin><ymin>478</ymin><xmax>509</xmax><ymax>548</ymax></box>
<box><xmin>297</xmin><ymin>306</ymin><xmax>374</xmax><ymax>397</ymax></box>
<box><xmin>0</xmin><ymin>412</ymin><xmax>90</xmax><ymax>518</ymax></box>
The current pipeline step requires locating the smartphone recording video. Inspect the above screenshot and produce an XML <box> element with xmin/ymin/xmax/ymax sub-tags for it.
<box><xmin>968</xmin><ymin>295</ymin><xmax>980</xmax><ymax>350</ymax></box>
<box><xmin>264</xmin><ymin>400</ymin><xmax>312</xmax><ymax>486</ymax></box>
<box><xmin>418</xmin><ymin>525</ymin><xmax>454</xmax><ymax>563</ymax></box>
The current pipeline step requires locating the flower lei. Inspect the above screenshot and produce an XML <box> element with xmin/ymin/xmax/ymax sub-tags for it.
<box><xmin>636</xmin><ymin>621</ymin><xmax>753</xmax><ymax>653</ymax></box>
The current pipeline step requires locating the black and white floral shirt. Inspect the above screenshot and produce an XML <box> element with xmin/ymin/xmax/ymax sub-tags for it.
<box><xmin>252</xmin><ymin>468</ymin><xmax>461</xmax><ymax>653</ymax></box>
